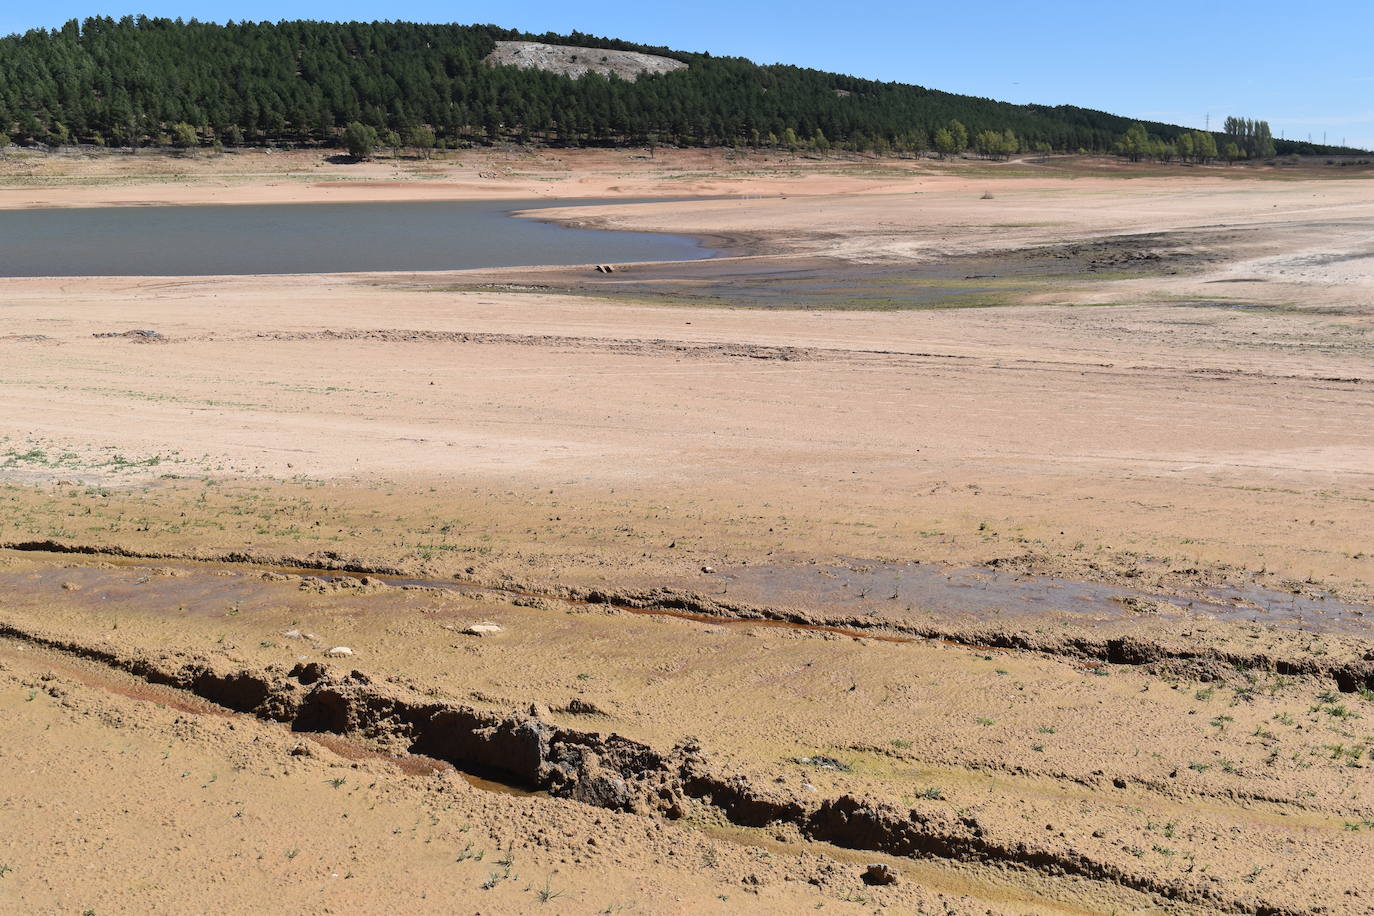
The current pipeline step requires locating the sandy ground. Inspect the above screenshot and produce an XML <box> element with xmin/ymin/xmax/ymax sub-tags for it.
<box><xmin>1</xmin><ymin>146</ymin><xmax>1373</xmax><ymax>914</ymax></box>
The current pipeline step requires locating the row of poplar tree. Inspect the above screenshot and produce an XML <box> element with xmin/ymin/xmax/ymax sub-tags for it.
<box><xmin>1113</xmin><ymin>118</ymin><xmax>1279</xmax><ymax>163</ymax></box>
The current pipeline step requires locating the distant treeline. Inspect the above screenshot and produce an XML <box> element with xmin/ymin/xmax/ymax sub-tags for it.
<box><xmin>0</xmin><ymin>17</ymin><xmax>1365</xmax><ymax>157</ymax></box>
<box><xmin>1112</xmin><ymin>116</ymin><xmax>1298</xmax><ymax>163</ymax></box>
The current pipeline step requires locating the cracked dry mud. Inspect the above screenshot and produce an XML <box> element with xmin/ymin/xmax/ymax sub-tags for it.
<box><xmin>2</xmin><ymin>147</ymin><xmax>1374</xmax><ymax>914</ymax></box>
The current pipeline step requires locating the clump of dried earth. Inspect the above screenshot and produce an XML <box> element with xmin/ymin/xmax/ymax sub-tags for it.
<box><xmin>1</xmin><ymin>146</ymin><xmax>1373</xmax><ymax>913</ymax></box>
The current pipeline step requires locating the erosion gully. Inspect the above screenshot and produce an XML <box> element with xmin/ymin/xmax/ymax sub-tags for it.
<box><xmin>0</xmin><ymin>542</ymin><xmax>1364</xmax><ymax>913</ymax></box>
<box><xmin>1</xmin><ymin>639</ymin><xmax>1120</xmax><ymax>914</ymax></box>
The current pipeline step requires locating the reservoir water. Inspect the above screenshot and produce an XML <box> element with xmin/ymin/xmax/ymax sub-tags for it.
<box><xmin>0</xmin><ymin>198</ymin><xmax>709</xmax><ymax>277</ymax></box>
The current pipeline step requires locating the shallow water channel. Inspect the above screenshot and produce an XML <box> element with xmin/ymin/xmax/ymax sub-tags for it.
<box><xmin>7</xmin><ymin>549</ymin><xmax>1370</xmax><ymax>638</ymax></box>
<box><xmin>0</xmin><ymin>198</ymin><xmax>709</xmax><ymax>276</ymax></box>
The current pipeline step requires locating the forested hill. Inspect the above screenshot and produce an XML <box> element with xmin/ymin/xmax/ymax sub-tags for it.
<box><xmin>0</xmin><ymin>17</ymin><xmax>1360</xmax><ymax>156</ymax></box>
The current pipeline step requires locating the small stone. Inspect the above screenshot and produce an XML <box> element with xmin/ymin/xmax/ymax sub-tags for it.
<box><xmin>801</xmin><ymin>782</ymin><xmax>818</xmax><ymax>793</ymax></box>
<box><xmin>862</xmin><ymin>863</ymin><xmax>898</xmax><ymax>886</ymax></box>
<box><xmin>282</xmin><ymin>629</ymin><xmax>303</xmax><ymax>639</ymax></box>
<box><xmin>463</xmin><ymin>622</ymin><xmax>504</xmax><ymax>637</ymax></box>
<box><xmin>325</xmin><ymin>646</ymin><xmax>354</xmax><ymax>657</ymax></box>
<box><xmin>701</xmin><ymin>565</ymin><xmax>715</xmax><ymax>574</ymax></box>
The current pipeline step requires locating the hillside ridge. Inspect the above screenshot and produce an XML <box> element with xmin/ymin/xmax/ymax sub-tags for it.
<box><xmin>0</xmin><ymin>17</ymin><xmax>1362</xmax><ymax>156</ymax></box>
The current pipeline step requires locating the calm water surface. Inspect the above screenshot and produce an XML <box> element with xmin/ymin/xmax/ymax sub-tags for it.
<box><xmin>0</xmin><ymin>199</ymin><xmax>708</xmax><ymax>276</ymax></box>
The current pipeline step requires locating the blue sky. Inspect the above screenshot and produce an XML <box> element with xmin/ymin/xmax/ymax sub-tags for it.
<box><xmin>4</xmin><ymin>1</ymin><xmax>1371</xmax><ymax>149</ymax></box>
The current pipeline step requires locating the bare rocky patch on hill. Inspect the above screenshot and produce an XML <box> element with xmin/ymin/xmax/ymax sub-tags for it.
<box><xmin>485</xmin><ymin>40</ymin><xmax>688</xmax><ymax>81</ymax></box>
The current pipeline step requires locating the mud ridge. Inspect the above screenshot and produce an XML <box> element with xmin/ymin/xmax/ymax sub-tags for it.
<box><xmin>6</xmin><ymin>539</ymin><xmax>1372</xmax><ymax>693</ymax></box>
<box><xmin>0</xmin><ymin>540</ymin><xmax>412</xmax><ymax>576</ymax></box>
<box><xmin>71</xmin><ymin>324</ymin><xmax>1374</xmax><ymax>387</ymax></box>
<box><xmin>576</xmin><ymin>587</ymin><xmax>1374</xmax><ymax>692</ymax></box>
<box><xmin>252</xmin><ymin>329</ymin><xmax>822</xmax><ymax>361</ymax></box>
<box><xmin>0</xmin><ymin>619</ymin><xmax>1303</xmax><ymax>915</ymax></box>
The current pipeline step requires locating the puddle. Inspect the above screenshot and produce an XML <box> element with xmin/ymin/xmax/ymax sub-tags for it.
<box><xmin>1198</xmin><ymin>583</ymin><xmax>1368</xmax><ymax>630</ymax></box>
<box><xmin>303</xmin><ymin>731</ymin><xmax>452</xmax><ymax>777</ymax></box>
<box><xmin>4</xmin><ymin>548</ymin><xmax>1371</xmax><ymax>642</ymax></box>
<box><xmin>689</xmin><ymin>559</ymin><xmax>1373</xmax><ymax>637</ymax></box>
<box><xmin>0</xmin><ymin>557</ymin><xmax>929</xmax><ymax>645</ymax></box>
<box><xmin>7</xmin><ymin>564</ymin><xmax>304</xmax><ymax>619</ymax></box>
<box><xmin>303</xmin><ymin>731</ymin><xmax>538</xmax><ymax>794</ymax></box>
<box><xmin>305</xmin><ymin>731</ymin><xmax>542</xmax><ymax>795</ymax></box>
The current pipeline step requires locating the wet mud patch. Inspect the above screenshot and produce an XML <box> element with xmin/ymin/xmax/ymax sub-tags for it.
<box><xmin>435</xmin><ymin>255</ymin><xmax>1041</xmax><ymax>310</ymax></box>
<box><xmin>426</xmin><ymin>227</ymin><xmax>1231</xmax><ymax>311</ymax></box>
<box><xmin>693</xmin><ymin>559</ymin><xmax>1374</xmax><ymax>638</ymax></box>
<box><xmin>5</xmin><ymin>546</ymin><xmax>1374</xmax><ymax>694</ymax></box>
<box><xmin>1024</xmin><ymin>231</ymin><xmax>1229</xmax><ymax>274</ymax></box>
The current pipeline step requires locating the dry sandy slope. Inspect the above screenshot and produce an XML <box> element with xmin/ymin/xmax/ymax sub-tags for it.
<box><xmin>1</xmin><ymin>148</ymin><xmax>1373</xmax><ymax>913</ymax></box>
<box><xmin>1</xmin><ymin>269</ymin><xmax>1370</xmax><ymax>595</ymax></box>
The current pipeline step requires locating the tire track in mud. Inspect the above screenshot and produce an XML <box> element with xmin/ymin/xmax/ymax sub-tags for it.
<box><xmin>0</xmin><ymin>616</ymin><xmax>1307</xmax><ymax>915</ymax></box>
<box><xmin>5</xmin><ymin>539</ymin><xmax>1374</xmax><ymax>694</ymax></box>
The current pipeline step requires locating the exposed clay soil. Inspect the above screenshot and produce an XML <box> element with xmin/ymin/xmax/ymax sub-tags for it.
<box><xmin>1</xmin><ymin>147</ymin><xmax>1373</xmax><ymax>914</ymax></box>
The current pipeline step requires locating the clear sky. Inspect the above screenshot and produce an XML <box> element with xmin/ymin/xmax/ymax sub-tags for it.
<box><xmin>4</xmin><ymin>1</ymin><xmax>1371</xmax><ymax>150</ymax></box>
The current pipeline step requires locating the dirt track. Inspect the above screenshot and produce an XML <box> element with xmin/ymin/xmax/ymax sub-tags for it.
<box><xmin>2</xmin><ymin>147</ymin><xmax>1373</xmax><ymax>913</ymax></box>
